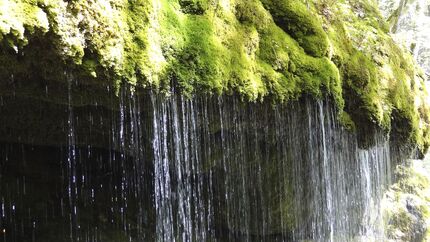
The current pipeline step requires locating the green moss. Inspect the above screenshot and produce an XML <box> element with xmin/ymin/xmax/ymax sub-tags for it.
<box><xmin>178</xmin><ymin>0</ymin><xmax>209</xmax><ymax>14</ymax></box>
<box><xmin>168</xmin><ymin>15</ymin><xmax>224</xmax><ymax>95</ymax></box>
<box><xmin>235</xmin><ymin>0</ymin><xmax>271</xmax><ymax>29</ymax></box>
<box><xmin>339</xmin><ymin>111</ymin><xmax>356</xmax><ymax>131</ymax></box>
<box><xmin>261</xmin><ymin>0</ymin><xmax>329</xmax><ymax>57</ymax></box>
<box><xmin>343</xmin><ymin>51</ymin><xmax>384</xmax><ymax>125</ymax></box>
<box><xmin>257</xmin><ymin>22</ymin><xmax>342</xmax><ymax>106</ymax></box>
<box><xmin>82</xmin><ymin>58</ymin><xmax>98</xmax><ymax>78</ymax></box>
<box><xmin>122</xmin><ymin>0</ymin><xmax>151</xmax><ymax>86</ymax></box>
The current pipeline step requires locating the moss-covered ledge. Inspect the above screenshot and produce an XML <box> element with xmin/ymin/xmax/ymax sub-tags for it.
<box><xmin>1</xmin><ymin>0</ymin><xmax>429</xmax><ymax>152</ymax></box>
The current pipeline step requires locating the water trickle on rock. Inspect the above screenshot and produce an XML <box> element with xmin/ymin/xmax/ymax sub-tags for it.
<box><xmin>0</xmin><ymin>85</ymin><xmax>400</xmax><ymax>241</ymax></box>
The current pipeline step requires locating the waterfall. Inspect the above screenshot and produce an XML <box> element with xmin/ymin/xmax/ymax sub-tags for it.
<box><xmin>0</xmin><ymin>86</ymin><xmax>396</xmax><ymax>241</ymax></box>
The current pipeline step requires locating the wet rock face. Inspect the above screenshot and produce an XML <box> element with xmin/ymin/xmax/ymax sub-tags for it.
<box><xmin>0</xmin><ymin>85</ymin><xmax>397</xmax><ymax>241</ymax></box>
<box><xmin>379</xmin><ymin>0</ymin><xmax>430</xmax><ymax>80</ymax></box>
<box><xmin>382</xmin><ymin>160</ymin><xmax>430</xmax><ymax>242</ymax></box>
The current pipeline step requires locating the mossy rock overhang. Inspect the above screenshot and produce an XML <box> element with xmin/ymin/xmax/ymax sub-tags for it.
<box><xmin>0</xmin><ymin>0</ymin><xmax>429</xmax><ymax>153</ymax></box>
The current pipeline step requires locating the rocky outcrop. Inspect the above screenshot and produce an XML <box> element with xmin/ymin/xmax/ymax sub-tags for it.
<box><xmin>382</xmin><ymin>159</ymin><xmax>430</xmax><ymax>241</ymax></box>
<box><xmin>1</xmin><ymin>0</ymin><xmax>429</xmax><ymax>151</ymax></box>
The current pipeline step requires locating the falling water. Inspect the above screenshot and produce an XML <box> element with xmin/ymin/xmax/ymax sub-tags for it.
<box><xmin>0</xmin><ymin>84</ymin><xmax>398</xmax><ymax>241</ymax></box>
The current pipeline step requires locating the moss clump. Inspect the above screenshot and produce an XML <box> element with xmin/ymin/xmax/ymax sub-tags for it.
<box><xmin>0</xmin><ymin>0</ymin><xmax>49</xmax><ymax>47</ymax></box>
<box><xmin>178</xmin><ymin>0</ymin><xmax>209</xmax><ymax>14</ymax></box>
<box><xmin>343</xmin><ymin>51</ymin><xmax>385</xmax><ymax>127</ymax></box>
<box><xmin>339</xmin><ymin>111</ymin><xmax>356</xmax><ymax>131</ymax></box>
<box><xmin>261</xmin><ymin>0</ymin><xmax>329</xmax><ymax>58</ymax></box>
<box><xmin>168</xmin><ymin>15</ymin><xmax>224</xmax><ymax>95</ymax></box>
